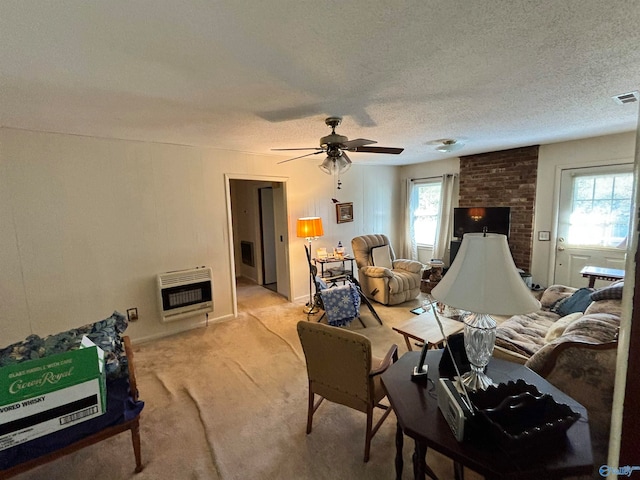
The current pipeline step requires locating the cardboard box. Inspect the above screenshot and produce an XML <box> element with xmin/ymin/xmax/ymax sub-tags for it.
<box><xmin>0</xmin><ymin>337</ymin><xmax>106</xmax><ymax>451</ymax></box>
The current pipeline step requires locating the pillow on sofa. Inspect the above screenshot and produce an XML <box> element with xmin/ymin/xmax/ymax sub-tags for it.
<box><xmin>585</xmin><ymin>297</ymin><xmax>623</xmax><ymax>317</ymax></box>
<box><xmin>544</xmin><ymin>312</ymin><xmax>583</xmax><ymax>343</ymax></box>
<box><xmin>562</xmin><ymin>313</ymin><xmax>620</xmax><ymax>343</ymax></box>
<box><xmin>551</xmin><ymin>288</ymin><xmax>594</xmax><ymax>316</ymax></box>
<box><xmin>591</xmin><ymin>282</ymin><xmax>624</xmax><ymax>301</ymax></box>
<box><xmin>539</xmin><ymin>285</ymin><xmax>577</xmax><ymax>309</ymax></box>
<box><xmin>371</xmin><ymin>244</ymin><xmax>393</xmax><ymax>269</ymax></box>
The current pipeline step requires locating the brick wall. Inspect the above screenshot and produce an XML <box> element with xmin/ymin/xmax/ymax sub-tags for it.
<box><xmin>459</xmin><ymin>146</ymin><xmax>539</xmax><ymax>271</ymax></box>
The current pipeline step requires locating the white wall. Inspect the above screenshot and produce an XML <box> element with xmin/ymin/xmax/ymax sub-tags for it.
<box><xmin>0</xmin><ymin>128</ymin><xmax>399</xmax><ymax>344</ymax></box>
<box><xmin>533</xmin><ymin>132</ymin><xmax>636</xmax><ymax>287</ymax></box>
<box><xmin>2</xmin><ymin>127</ymin><xmax>633</xmax><ymax>345</ymax></box>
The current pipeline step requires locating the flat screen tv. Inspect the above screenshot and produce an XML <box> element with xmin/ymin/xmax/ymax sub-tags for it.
<box><xmin>453</xmin><ymin>207</ymin><xmax>511</xmax><ymax>239</ymax></box>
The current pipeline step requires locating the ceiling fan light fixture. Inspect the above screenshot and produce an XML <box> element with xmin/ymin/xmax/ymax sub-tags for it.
<box><xmin>318</xmin><ymin>157</ymin><xmax>333</xmax><ymax>175</ymax></box>
<box><xmin>338</xmin><ymin>157</ymin><xmax>351</xmax><ymax>174</ymax></box>
<box><xmin>318</xmin><ymin>155</ymin><xmax>351</xmax><ymax>175</ymax></box>
<box><xmin>436</xmin><ymin>139</ymin><xmax>463</xmax><ymax>153</ymax></box>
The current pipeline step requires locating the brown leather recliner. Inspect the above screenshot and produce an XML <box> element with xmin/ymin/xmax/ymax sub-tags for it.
<box><xmin>351</xmin><ymin>234</ymin><xmax>423</xmax><ymax>305</ymax></box>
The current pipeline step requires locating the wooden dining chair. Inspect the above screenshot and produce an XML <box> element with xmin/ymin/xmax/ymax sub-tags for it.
<box><xmin>296</xmin><ymin>321</ymin><xmax>398</xmax><ymax>462</ymax></box>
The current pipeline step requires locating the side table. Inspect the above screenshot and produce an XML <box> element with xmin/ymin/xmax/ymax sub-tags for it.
<box><xmin>314</xmin><ymin>256</ymin><xmax>355</xmax><ymax>285</ymax></box>
<box><xmin>392</xmin><ymin>311</ymin><xmax>463</xmax><ymax>351</ymax></box>
<box><xmin>580</xmin><ymin>265</ymin><xmax>624</xmax><ymax>288</ymax></box>
<box><xmin>381</xmin><ymin>351</ymin><xmax>593</xmax><ymax>480</ymax></box>
<box><xmin>421</xmin><ymin>263</ymin><xmax>444</xmax><ymax>294</ymax></box>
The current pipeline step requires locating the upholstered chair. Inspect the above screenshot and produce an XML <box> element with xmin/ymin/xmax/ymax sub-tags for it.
<box><xmin>351</xmin><ymin>234</ymin><xmax>423</xmax><ymax>305</ymax></box>
<box><xmin>296</xmin><ymin>321</ymin><xmax>398</xmax><ymax>462</ymax></box>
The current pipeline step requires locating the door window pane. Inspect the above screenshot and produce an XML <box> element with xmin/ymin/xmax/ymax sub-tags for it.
<box><xmin>614</xmin><ymin>175</ymin><xmax>634</xmax><ymax>198</ymax></box>
<box><xmin>568</xmin><ymin>172</ymin><xmax>633</xmax><ymax>247</ymax></box>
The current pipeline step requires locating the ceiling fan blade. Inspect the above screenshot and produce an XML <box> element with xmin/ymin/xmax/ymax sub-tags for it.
<box><xmin>342</xmin><ymin>138</ymin><xmax>377</xmax><ymax>149</ymax></box>
<box><xmin>349</xmin><ymin>146</ymin><xmax>404</xmax><ymax>155</ymax></box>
<box><xmin>271</xmin><ymin>147</ymin><xmax>323</xmax><ymax>151</ymax></box>
<box><xmin>277</xmin><ymin>150</ymin><xmax>325</xmax><ymax>164</ymax></box>
<box><xmin>341</xmin><ymin>151</ymin><xmax>352</xmax><ymax>164</ymax></box>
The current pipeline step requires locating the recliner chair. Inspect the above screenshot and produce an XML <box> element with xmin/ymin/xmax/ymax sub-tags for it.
<box><xmin>351</xmin><ymin>234</ymin><xmax>423</xmax><ymax>305</ymax></box>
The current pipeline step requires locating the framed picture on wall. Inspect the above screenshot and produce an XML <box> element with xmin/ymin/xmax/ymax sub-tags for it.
<box><xmin>336</xmin><ymin>202</ymin><xmax>354</xmax><ymax>224</ymax></box>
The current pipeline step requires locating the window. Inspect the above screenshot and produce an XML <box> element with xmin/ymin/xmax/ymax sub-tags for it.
<box><xmin>568</xmin><ymin>172</ymin><xmax>633</xmax><ymax>248</ymax></box>
<box><xmin>412</xmin><ymin>181</ymin><xmax>442</xmax><ymax>246</ymax></box>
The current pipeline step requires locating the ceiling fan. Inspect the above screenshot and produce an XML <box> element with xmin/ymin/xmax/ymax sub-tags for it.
<box><xmin>273</xmin><ymin>117</ymin><xmax>404</xmax><ymax>175</ymax></box>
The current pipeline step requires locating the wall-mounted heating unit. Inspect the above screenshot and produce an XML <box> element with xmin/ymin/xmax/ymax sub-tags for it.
<box><xmin>157</xmin><ymin>267</ymin><xmax>213</xmax><ymax>322</ymax></box>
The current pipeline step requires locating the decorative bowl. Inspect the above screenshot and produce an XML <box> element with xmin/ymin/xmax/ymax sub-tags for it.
<box><xmin>468</xmin><ymin>380</ymin><xmax>581</xmax><ymax>453</ymax></box>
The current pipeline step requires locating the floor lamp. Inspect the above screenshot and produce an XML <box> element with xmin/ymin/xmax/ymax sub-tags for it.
<box><xmin>297</xmin><ymin>217</ymin><xmax>324</xmax><ymax>314</ymax></box>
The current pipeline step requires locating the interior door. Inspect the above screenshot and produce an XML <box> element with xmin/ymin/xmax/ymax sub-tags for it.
<box><xmin>271</xmin><ymin>183</ymin><xmax>290</xmax><ymax>298</ymax></box>
<box><xmin>554</xmin><ymin>165</ymin><xmax>633</xmax><ymax>288</ymax></box>
<box><xmin>259</xmin><ymin>187</ymin><xmax>277</xmax><ymax>285</ymax></box>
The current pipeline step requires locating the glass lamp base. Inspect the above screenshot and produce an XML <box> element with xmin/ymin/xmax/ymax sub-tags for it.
<box><xmin>461</xmin><ymin>369</ymin><xmax>495</xmax><ymax>391</ymax></box>
<box><xmin>462</xmin><ymin>312</ymin><xmax>497</xmax><ymax>391</ymax></box>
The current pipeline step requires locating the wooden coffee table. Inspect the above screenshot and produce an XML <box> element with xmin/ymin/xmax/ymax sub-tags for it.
<box><xmin>392</xmin><ymin>311</ymin><xmax>464</xmax><ymax>351</ymax></box>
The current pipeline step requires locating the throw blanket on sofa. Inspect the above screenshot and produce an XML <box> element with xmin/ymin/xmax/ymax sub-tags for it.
<box><xmin>525</xmin><ymin>313</ymin><xmax>620</xmax><ymax>372</ymax></box>
<box><xmin>494</xmin><ymin>311</ymin><xmax>560</xmax><ymax>357</ymax></box>
<box><xmin>494</xmin><ymin>284</ymin><xmax>622</xmax><ymax>359</ymax></box>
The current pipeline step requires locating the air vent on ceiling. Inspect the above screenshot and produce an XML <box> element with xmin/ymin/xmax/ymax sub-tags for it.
<box><xmin>612</xmin><ymin>91</ymin><xmax>639</xmax><ymax>105</ymax></box>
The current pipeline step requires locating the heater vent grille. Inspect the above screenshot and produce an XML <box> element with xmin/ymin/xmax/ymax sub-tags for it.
<box><xmin>159</xmin><ymin>267</ymin><xmax>211</xmax><ymax>286</ymax></box>
<box><xmin>157</xmin><ymin>267</ymin><xmax>213</xmax><ymax>322</ymax></box>
<box><xmin>612</xmin><ymin>91</ymin><xmax>639</xmax><ymax>105</ymax></box>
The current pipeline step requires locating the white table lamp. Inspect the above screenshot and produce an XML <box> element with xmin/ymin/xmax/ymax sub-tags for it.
<box><xmin>432</xmin><ymin>232</ymin><xmax>540</xmax><ymax>390</ymax></box>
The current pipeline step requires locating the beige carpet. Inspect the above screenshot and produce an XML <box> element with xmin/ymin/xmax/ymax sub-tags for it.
<box><xmin>13</xmin><ymin>282</ymin><xmax>483</xmax><ymax>480</ymax></box>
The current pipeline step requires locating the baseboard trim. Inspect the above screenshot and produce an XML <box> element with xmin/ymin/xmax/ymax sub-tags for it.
<box><xmin>132</xmin><ymin>313</ymin><xmax>235</xmax><ymax>345</ymax></box>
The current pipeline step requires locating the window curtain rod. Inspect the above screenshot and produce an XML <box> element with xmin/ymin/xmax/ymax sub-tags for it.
<box><xmin>410</xmin><ymin>173</ymin><xmax>458</xmax><ymax>182</ymax></box>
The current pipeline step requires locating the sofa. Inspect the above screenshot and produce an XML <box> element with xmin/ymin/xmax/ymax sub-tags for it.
<box><xmin>492</xmin><ymin>282</ymin><xmax>623</xmax><ymax>467</ymax></box>
<box><xmin>0</xmin><ymin>312</ymin><xmax>144</xmax><ymax>477</ymax></box>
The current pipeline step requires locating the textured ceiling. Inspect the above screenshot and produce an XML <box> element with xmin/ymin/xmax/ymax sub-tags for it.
<box><xmin>1</xmin><ymin>1</ymin><xmax>639</xmax><ymax>166</ymax></box>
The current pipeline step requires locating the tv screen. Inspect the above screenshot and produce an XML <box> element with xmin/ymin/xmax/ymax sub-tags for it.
<box><xmin>453</xmin><ymin>207</ymin><xmax>511</xmax><ymax>239</ymax></box>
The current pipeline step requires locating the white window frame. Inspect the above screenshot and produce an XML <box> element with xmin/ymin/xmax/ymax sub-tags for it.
<box><xmin>411</xmin><ymin>179</ymin><xmax>442</xmax><ymax>248</ymax></box>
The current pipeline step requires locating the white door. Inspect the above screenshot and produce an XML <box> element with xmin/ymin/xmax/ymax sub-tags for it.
<box><xmin>271</xmin><ymin>183</ymin><xmax>290</xmax><ymax>298</ymax></box>
<box><xmin>554</xmin><ymin>165</ymin><xmax>633</xmax><ymax>288</ymax></box>
<box><xmin>259</xmin><ymin>187</ymin><xmax>277</xmax><ymax>285</ymax></box>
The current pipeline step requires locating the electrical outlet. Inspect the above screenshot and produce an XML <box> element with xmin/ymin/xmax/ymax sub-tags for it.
<box><xmin>127</xmin><ymin>307</ymin><xmax>139</xmax><ymax>322</ymax></box>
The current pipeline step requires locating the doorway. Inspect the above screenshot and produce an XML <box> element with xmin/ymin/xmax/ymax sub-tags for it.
<box><xmin>554</xmin><ymin>164</ymin><xmax>633</xmax><ymax>287</ymax></box>
<box><xmin>226</xmin><ymin>175</ymin><xmax>291</xmax><ymax>315</ymax></box>
<box><xmin>259</xmin><ymin>186</ymin><xmax>277</xmax><ymax>291</ymax></box>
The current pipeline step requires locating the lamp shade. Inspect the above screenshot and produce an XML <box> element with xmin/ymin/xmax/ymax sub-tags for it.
<box><xmin>431</xmin><ymin>233</ymin><xmax>540</xmax><ymax>315</ymax></box>
<box><xmin>297</xmin><ymin>217</ymin><xmax>324</xmax><ymax>239</ymax></box>
<box><xmin>468</xmin><ymin>207</ymin><xmax>486</xmax><ymax>221</ymax></box>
